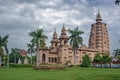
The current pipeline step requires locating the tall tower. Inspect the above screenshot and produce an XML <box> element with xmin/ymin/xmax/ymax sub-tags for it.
<box><xmin>58</xmin><ymin>23</ymin><xmax>69</xmax><ymax>64</ymax></box>
<box><xmin>89</xmin><ymin>11</ymin><xmax>110</xmax><ymax>54</ymax></box>
<box><xmin>59</xmin><ymin>23</ymin><xmax>68</xmax><ymax>45</ymax></box>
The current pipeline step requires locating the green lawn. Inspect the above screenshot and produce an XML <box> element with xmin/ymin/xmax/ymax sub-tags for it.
<box><xmin>0</xmin><ymin>67</ymin><xmax>120</xmax><ymax>80</ymax></box>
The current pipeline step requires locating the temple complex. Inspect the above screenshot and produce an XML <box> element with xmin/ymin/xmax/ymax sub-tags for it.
<box><xmin>37</xmin><ymin>11</ymin><xmax>110</xmax><ymax>65</ymax></box>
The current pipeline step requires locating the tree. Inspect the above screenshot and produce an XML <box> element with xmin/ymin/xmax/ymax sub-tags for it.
<box><xmin>32</xmin><ymin>55</ymin><xmax>36</xmax><ymax>64</ymax></box>
<box><xmin>0</xmin><ymin>35</ymin><xmax>9</xmax><ymax>67</ymax></box>
<box><xmin>0</xmin><ymin>47</ymin><xmax>4</xmax><ymax>66</ymax></box>
<box><xmin>102</xmin><ymin>54</ymin><xmax>112</xmax><ymax>68</ymax></box>
<box><xmin>93</xmin><ymin>53</ymin><xmax>112</xmax><ymax>68</ymax></box>
<box><xmin>3</xmin><ymin>35</ymin><xmax>9</xmax><ymax>67</ymax></box>
<box><xmin>67</xmin><ymin>27</ymin><xmax>84</xmax><ymax>65</ymax></box>
<box><xmin>27</xmin><ymin>43</ymin><xmax>35</xmax><ymax>64</ymax></box>
<box><xmin>81</xmin><ymin>54</ymin><xmax>91</xmax><ymax>67</ymax></box>
<box><xmin>115</xmin><ymin>0</ymin><xmax>120</xmax><ymax>5</ymax></box>
<box><xmin>102</xmin><ymin>54</ymin><xmax>112</xmax><ymax>63</ymax></box>
<box><xmin>11</xmin><ymin>48</ymin><xmax>19</xmax><ymax>64</ymax></box>
<box><xmin>113</xmin><ymin>49</ymin><xmax>120</xmax><ymax>57</ymax></box>
<box><xmin>29</xmin><ymin>29</ymin><xmax>47</xmax><ymax>64</ymax></box>
<box><xmin>93</xmin><ymin>53</ymin><xmax>103</xmax><ymax>63</ymax></box>
<box><xmin>116</xmin><ymin>55</ymin><xmax>120</xmax><ymax>61</ymax></box>
<box><xmin>93</xmin><ymin>53</ymin><xmax>103</xmax><ymax>68</ymax></box>
<box><xmin>2</xmin><ymin>55</ymin><xmax>8</xmax><ymax>66</ymax></box>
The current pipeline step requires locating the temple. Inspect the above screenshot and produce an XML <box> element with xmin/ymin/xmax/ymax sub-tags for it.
<box><xmin>37</xmin><ymin>11</ymin><xmax>110</xmax><ymax>65</ymax></box>
<box><xmin>89</xmin><ymin>10</ymin><xmax>110</xmax><ymax>53</ymax></box>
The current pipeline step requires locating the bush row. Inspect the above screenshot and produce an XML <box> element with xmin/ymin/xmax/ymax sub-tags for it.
<box><xmin>9</xmin><ymin>64</ymin><xmax>33</xmax><ymax>68</ymax></box>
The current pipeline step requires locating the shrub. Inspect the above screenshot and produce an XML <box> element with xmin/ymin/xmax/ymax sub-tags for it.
<box><xmin>81</xmin><ymin>54</ymin><xmax>91</xmax><ymax>67</ymax></box>
<box><xmin>93</xmin><ymin>53</ymin><xmax>103</xmax><ymax>63</ymax></box>
<box><xmin>9</xmin><ymin>64</ymin><xmax>33</xmax><ymax>68</ymax></box>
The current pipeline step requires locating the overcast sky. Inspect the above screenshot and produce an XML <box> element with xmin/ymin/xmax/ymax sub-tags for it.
<box><xmin>0</xmin><ymin>0</ymin><xmax>120</xmax><ymax>54</ymax></box>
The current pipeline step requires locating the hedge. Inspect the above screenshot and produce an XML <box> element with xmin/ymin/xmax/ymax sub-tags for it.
<box><xmin>9</xmin><ymin>64</ymin><xmax>33</xmax><ymax>68</ymax></box>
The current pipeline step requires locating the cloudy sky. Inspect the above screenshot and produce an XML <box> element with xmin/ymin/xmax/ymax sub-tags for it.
<box><xmin>0</xmin><ymin>0</ymin><xmax>120</xmax><ymax>54</ymax></box>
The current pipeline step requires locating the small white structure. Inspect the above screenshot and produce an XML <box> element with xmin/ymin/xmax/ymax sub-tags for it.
<box><xmin>24</xmin><ymin>57</ymin><xmax>28</xmax><ymax>64</ymax></box>
<box><xmin>18</xmin><ymin>58</ymin><xmax>21</xmax><ymax>64</ymax></box>
<box><xmin>112</xmin><ymin>58</ymin><xmax>118</xmax><ymax>61</ymax></box>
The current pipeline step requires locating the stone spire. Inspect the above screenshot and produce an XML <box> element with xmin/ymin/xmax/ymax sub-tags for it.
<box><xmin>59</xmin><ymin>23</ymin><xmax>68</xmax><ymax>45</ymax></box>
<box><xmin>51</xmin><ymin>28</ymin><xmax>58</xmax><ymax>47</ymax></box>
<box><xmin>96</xmin><ymin>10</ymin><xmax>102</xmax><ymax>23</ymax></box>
<box><xmin>53</xmin><ymin>28</ymin><xmax>57</xmax><ymax>40</ymax></box>
<box><xmin>53</xmin><ymin>29</ymin><xmax>58</xmax><ymax>41</ymax></box>
<box><xmin>60</xmin><ymin>23</ymin><xmax>67</xmax><ymax>39</ymax></box>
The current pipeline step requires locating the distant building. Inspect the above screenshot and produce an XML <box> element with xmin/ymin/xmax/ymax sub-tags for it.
<box><xmin>37</xmin><ymin>11</ymin><xmax>110</xmax><ymax>65</ymax></box>
<box><xmin>19</xmin><ymin>49</ymin><xmax>27</xmax><ymax>57</ymax></box>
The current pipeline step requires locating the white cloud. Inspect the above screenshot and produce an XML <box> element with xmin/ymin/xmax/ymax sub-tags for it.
<box><xmin>0</xmin><ymin>0</ymin><xmax>119</xmax><ymax>54</ymax></box>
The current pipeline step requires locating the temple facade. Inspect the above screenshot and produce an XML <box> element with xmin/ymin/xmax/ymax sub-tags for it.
<box><xmin>37</xmin><ymin>12</ymin><xmax>110</xmax><ymax>65</ymax></box>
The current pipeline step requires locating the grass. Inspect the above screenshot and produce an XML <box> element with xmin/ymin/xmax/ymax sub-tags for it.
<box><xmin>0</xmin><ymin>67</ymin><xmax>120</xmax><ymax>80</ymax></box>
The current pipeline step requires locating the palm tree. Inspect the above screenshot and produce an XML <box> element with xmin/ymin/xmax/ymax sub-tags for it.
<box><xmin>67</xmin><ymin>27</ymin><xmax>84</xmax><ymax>65</ymax></box>
<box><xmin>29</xmin><ymin>29</ymin><xmax>47</xmax><ymax>64</ymax></box>
<box><xmin>0</xmin><ymin>35</ymin><xmax>4</xmax><ymax>66</ymax></box>
<box><xmin>115</xmin><ymin>0</ymin><xmax>120</xmax><ymax>5</ymax></box>
<box><xmin>113</xmin><ymin>48</ymin><xmax>120</xmax><ymax>61</ymax></box>
<box><xmin>102</xmin><ymin>54</ymin><xmax>112</xmax><ymax>63</ymax></box>
<box><xmin>11</xmin><ymin>48</ymin><xmax>19</xmax><ymax>64</ymax></box>
<box><xmin>0</xmin><ymin>35</ymin><xmax>9</xmax><ymax>67</ymax></box>
<box><xmin>113</xmin><ymin>49</ymin><xmax>120</xmax><ymax>57</ymax></box>
<box><xmin>27</xmin><ymin>43</ymin><xmax>34</xmax><ymax>64</ymax></box>
<box><xmin>0</xmin><ymin>47</ymin><xmax>4</xmax><ymax>66</ymax></box>
<box><xmin>3</xmin><ymin>35</ymin><xmax>9</xmax><ymax>67</ymax></box>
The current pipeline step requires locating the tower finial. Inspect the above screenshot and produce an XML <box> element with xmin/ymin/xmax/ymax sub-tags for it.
<box><xmin>55</xmin><ymin>28</ymin><xmax>56</xmax><ymax>32</ymax></box>
<box><xmin>63</xmin><ymin>23</ymin><xmax>65</xmax><ymax>27</ymax></box>
<box><xmin>96</xmin><ymin>9</ymin><xmax>102</xmax><ymax>22</ymax></box>
<box><xmin>98</xmin><ymin>9</ymin><xmax>100</xmax><ymax>14</ymax></box>
<box><xmin>98</xmin><ymin>8</ymin><xmax>101</xmax><ymax>16</ymax></box>
<box><xmin>52</xmin><ymin>28</ymin><xmax>57</xmax><ymax>39</ymax></box>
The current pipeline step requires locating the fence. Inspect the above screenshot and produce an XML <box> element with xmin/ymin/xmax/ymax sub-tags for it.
<box><xmin>92</xmin><ymin>61</ymin><xmax>120</xmax><ymax>68</ymax></box>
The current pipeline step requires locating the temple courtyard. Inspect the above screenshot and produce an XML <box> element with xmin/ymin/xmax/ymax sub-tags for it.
<box><xmin>0</xmin><ymin>67</ymin><xmax>120</xmax><ymax>80</ymax></box>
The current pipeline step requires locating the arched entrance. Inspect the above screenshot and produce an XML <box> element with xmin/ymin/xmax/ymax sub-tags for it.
<box><xmin>42</xmin><ymin>54</ymin><xmax>46</xmax><ymax>63</ymax></box>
